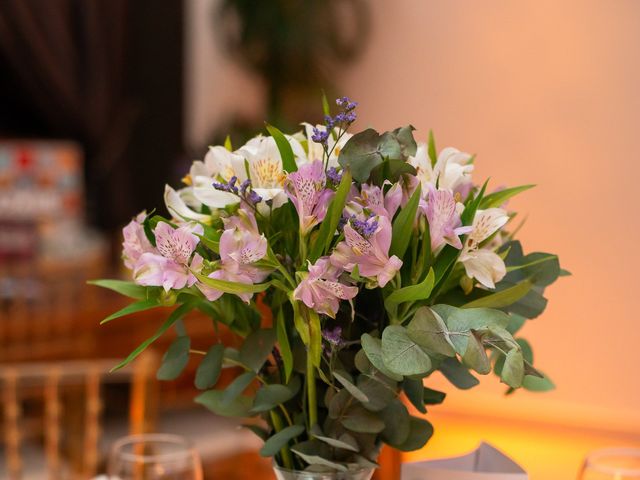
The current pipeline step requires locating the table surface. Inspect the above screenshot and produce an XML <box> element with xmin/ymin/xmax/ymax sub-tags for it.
<box><xmin>404</xmin><ymin>410</ymin><xmax>640</xmax><ymax>480</ymax></box>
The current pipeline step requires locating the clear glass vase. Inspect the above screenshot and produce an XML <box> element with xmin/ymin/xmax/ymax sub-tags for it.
<box><xmin>273</xmin><ymin>464</ymin><xmax>375</xmax><ymax>480</ymax></box>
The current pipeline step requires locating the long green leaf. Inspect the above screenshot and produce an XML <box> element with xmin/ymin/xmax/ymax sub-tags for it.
<box><xmin>100</xmin><ymin>298</ymin><xmax>160</xmax><ymax>325</ymax></box>
<box><xmin>462</xmin><ymin>280</ymin><xmax>532</xmax><ymax>308</ymax></box>
<box><xmin>480</xmin><ymin>184</ymin><xmax>535</xmax><ymax>209</ymax></box>
<box><xmin>427</xmin><ymin>130</ymin><xmax>437</xmax><ymax>167</ymax></box>
<box><xmin>87</xmin><ymin>279</ymin><xmax>147</xmax><ymax>300</ymax></box>
<box><xmin>309</xmin><ymin>169</ymin><xmax>352</xmax><ymax>261</ymax></box>
<box><xmin>385</xmin><ymin>268</ymin><xmax>434</xmax><ymax>309</ymax></box>
<box><xmin>111</xmin><ymin>302</ymin><xmax>193</xmax><ymax>371</ymax></box>
<box><xmin>276</xmin><ymin>309</ymin><xmax>294</xmax><ymax>382</ymax></box>
<box><xmin>193</xmin><ymin>271</ymin><xmax>271</xmax><ymax>294</ymax></box>
<box><xmin>390</xmin><ymin>184</ymin><xmax>421</xmax><ymax>258</ymax></box>
<box><xmin>266</xmin><ymin>123</ymin><xmax>297</xmax><ymax>173</ymax></box>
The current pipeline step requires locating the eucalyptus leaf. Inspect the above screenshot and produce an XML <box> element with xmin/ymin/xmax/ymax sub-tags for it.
<box><xmin>240</xmin><ymin>329</ymin><xmax>276</xmax><ymax>372</ymax></box>
<box><xmin>356</xmin><ymin>374</ymin><xmax>397</xmax><ymax>412</ymax></box>
<box><xmin>422</xmin><ymin>387</ymin><xmax>446</xmax><ymax>405</ymax></box>
<box><xmin>380</xmin><ymin>399</ymin><xmax>411</xmax><ymax>447</ymax></box>
<box><xmin>502</xmin><ymin>349</ymin><xmax>524</xmax><ymax>388</ymax></box>
<box><xmin>221</xmin><ymin>371</ymin><xmax>256</xmax><ymax>405</ymax></box>
<box><xmin>194</xmin><ymin>344</ymin><xmax>225</xmax><ymax>390</ymax></box>
<box><xmin>338</xmin><ymin>129</ymin><xmax>384</xmax><ymax>182</ymax></box>
<box><xmin>333</xmin><ymin>371</ymin><xmax>369</xmax><ymax>403</ymax></box>
<box><xmin>360</xmin><ymin>334</ymin><xmax>403</xmax><ymax>381</ymax></box>
<box><xmin>341</xmin><ymin>405</ymin><xmax>386</xmax><ymax>434</ymax></box>
<box><xmin>439</xmin><ymin>357</ymin><xmax>480</xmax><ymax>390</ymax></box>
<box><xmin>251</xmin><ymin>379</ymin><xmax>300</xmax><ymax>413</ymax></box>
<box><xmin>195</xmin><ymin>390</ymin><xmax>253</xmax><ymax>417</ymax></box>
<box><xmin>462</xmin><ymin>330</ymin><xmax>491</xmax><ymax>375</ymax></box>
<box><xmin>291</xmin><ymin>441</ymin><xmax>348</xmax><ymax>472</ymax></box>
<box><xmin>408</xmin><ymin>306</ymin><xmax>456</xmax><ymax>357</ymax></box>
<box><xmin>260</xmin><ymin>424</ymin><xmax>305</xmax><ymax>457</ymax></box>
<box><xmin>381</xmin><ymin>326</ymin><xmax>432</xmax><ymax>377</ymax></box>
<box><xmin>394</xmin><ymin>416</ymin><xmax>434</xmax><ymax>452</ymax></box>
<box><xmin>522</xmin><ymin>371</ymin><xmax>555</xmax><ymax>391</ymax></box>
<box><xmin>403</xmin><ymin>378</ymin><xmax>426</xmax><ymax>414</ymax></box>
<box><xmin>157</xmin><ymin>336</ymin><xmax>190</xmax><ymax>381</ymax></box>
<box><xmin>312</xmin><ymin>431</ymin><xmax>360</xmax><ymax>453</ymax></box>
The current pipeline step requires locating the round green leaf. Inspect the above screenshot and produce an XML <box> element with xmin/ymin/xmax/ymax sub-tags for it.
<box><xmin>381</xmin><ymin>326</ymin><xmax>432</xmax><ymax>376</ymax></box>
<box><xmin>157</xmin><ymin>336</ymin><xmax>190</xmax><ymax>381</ymax></box>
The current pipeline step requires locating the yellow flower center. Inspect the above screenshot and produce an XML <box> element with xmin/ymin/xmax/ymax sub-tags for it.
<box><xmin>251</xmin><ymin>157</ymin><xmax>283</xmax><ymax>188</ymax></box>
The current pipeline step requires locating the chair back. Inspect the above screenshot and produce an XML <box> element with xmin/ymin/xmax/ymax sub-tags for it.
<box><xmin>1</xmin><ymin>354</ymin><xmax>158</xmax><ymax>480</ymax></box>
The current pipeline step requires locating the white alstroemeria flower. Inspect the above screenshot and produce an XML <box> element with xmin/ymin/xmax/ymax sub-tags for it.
<box><xmin>164</xmin><ymin>185</ymin><xmax>211</xmax><ymax>223</ymax></box>
<box><xmin>191</xmin><ymin>146</ymin><xmax>242</xmax><ymax>208</ymax></box>
<box><xmin>303</xmin><ymin>123</ymin><xmax>353</xmax><ymax>168</ymax></box>
<box><xmin>235</xmin><ymin>135</ymin><xmax>307</xmax><ymax>210</ymax></box>
<box><xmin>409</xmin><ymin>143</ymin><xmax>474</xmax><ymax>195</ymax></box>
<box><xmin>458</xmin><ymin>208</ymin><xmax>509</xmax><ymax>288</ymax></box>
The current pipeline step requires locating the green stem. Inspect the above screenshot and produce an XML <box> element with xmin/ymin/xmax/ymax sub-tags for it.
<box><xmin>270</xmin><ymin>410</ymin><xmax>294</xmax><ymax>470</ymax></box>
<box><xmin>306</xmin><ymin>352</ymin><xmax>318</xmax><ymax>428</ymax></box>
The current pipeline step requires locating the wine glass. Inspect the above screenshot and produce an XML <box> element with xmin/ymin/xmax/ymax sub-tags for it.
<box><xmin>578</xmin><ymin>448</ymin><xmax>640</xmax><ymax>480</ymax></box>
<box><xmin>107</xmin><ymin>433</ymin><xmax>203</xmax><ymax>480</ymax></box>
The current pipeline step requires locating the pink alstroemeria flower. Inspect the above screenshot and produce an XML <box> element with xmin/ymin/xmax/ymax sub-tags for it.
<box><xmin>122</xmin><ymin>212</ymin><xmax>154</xmax><ymax>269</ymax></box>
<box><xmin>294</xmin><ymin>257</ymin><xmax>358</xmax><ymax>318</ymax></box>
<box><xmin>197</xmin><ymin>214</ymin><xmax>270</xmax><ymax>303</ymax></box>
<box><xmin>423</xmin><ymin>187</ymin><xmax>472</xmax><ymax>252</ymax></box>
<box><xmin>347</xmin><ymin>182</ymin><xmax>402</xmax><ymax>220</ymax></box>
<box><xmin>285</xmin><ymin>160</ymin><xmax>334</xmax><ymax>234</ymax></box>
<box><xmin>134</xmin><ymin>222</ymin><xmax>204</xmax><ymax>291</ymax></box>
<box><xmin>330</xmin><ymin>215</ymin><xmax>402</xmax><ymax>288</ymax></box>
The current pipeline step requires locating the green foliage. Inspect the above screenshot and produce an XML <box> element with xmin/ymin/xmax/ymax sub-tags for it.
<box><xmin>381</xmin><ymin>326</ymin><xmax>432</xmax><ymax>376</ymax></box>
<box><xmin>266</xmin><ymin>123</ymin><xmax>297</xmax><ymax>173</ymax></box>
<box><xmin>157</xmin><ymin>336</ymin><xmax>191</xmax><ymax>381</ymax></box>
<box><xmin>309</xmin><ymin>169</ymin><xmax>353</xmax><ymax>262</ymax></box>
<box><xmin>389</xmin><ymin>184</ymin><xmax>421</xmax><ymax>258</ymax></box>
<box><xmin>194</xmin><ymin>344</ymin><xmax>225</xmax><ymax>390</ymax></box>
<box><xmin>87</xmin><ymin>279</ymin><xmax>147</xmax><ymax>299</ymax></box>
<box><xmin>99</xmin><ymin>299</ymin><xmax>161</xmax><ymax>325</ymax></box>
<box><xmin>479</xmin><ymin>184</ymin><xmax>535</xmax><ymax>209</ymax></box>
<box><xmin>338</xmin><ymin>126</ymin><xmax>417</xmax><ymax>183</ymax></box>
<box><xmin>240</xmin><ymin>329</ymin><xmax>277</xmax><ymax>372</ymax></box>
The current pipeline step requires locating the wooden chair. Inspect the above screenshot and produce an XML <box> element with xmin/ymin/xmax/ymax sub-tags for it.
<box><xmin>0</xmin><ymin>353</ymin><xmax>158</xmax><ymax>480</ymax></box>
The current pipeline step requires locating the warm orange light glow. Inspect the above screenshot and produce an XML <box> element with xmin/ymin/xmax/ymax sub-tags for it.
<box><xmin>404</xmin><ymin>411</ymin><xmax>640</xmax><ymax>480</ymax></box>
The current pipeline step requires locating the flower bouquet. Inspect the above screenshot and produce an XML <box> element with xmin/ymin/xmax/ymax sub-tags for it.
<box><xmin>92</xmin><ymin>97</ymin><xmax>564</xmax><ymax>479</ymax></box>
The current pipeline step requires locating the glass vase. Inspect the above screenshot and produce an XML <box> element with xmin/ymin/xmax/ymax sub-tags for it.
<box><xmin>273</xmin><ymin>464</ymin><xmax>375</xmax><ymax>480</ymax></box>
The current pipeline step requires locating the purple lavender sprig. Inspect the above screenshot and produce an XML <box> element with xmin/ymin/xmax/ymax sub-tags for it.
<box><xmin>351</xmin><ymin>215</ymin><xmax>379</xmax><ymax>238</ymax></box>
<box><xmin>213</xmin><ymin>177</ymin><xmax>262</xmax><ymax>206</ymax></box>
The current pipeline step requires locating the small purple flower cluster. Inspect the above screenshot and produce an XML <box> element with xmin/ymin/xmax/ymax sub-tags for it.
<box><xmin>326</xmin><ymin>167</ymin><xmax>342</xmax><ymax>187</ymax></box>
<box><xmin>322</xmin><ymin>326</ymin><xmax>343</xmax><ymax>346</ymax></box>
<box><xmin>212</xmin><ymin>176</ymin><xmax>240</xmax><ymax>193</ymax></box>
<box><xmin>311</xmin><ymin>96</ymin><xmax>358</xmax><ymax>147</ymax></box>
<box><xmin>213</xmin><ymin>177</ymin><xmax>262</xmax><ymax>205</ymax></box>
<box><xmin>351</xmin><ymin>215</ymin><xmax>379</xmax><ymax>238</ymax></box>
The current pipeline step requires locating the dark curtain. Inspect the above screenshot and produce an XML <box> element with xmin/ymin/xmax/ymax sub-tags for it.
<box><xmin>0</xmin><ymin>0</ymin><xmax>134</xmax><ymax>228</ymax></box>
<box><xmin>0</xmin><ymin>0</ymin><xmax>184</xmax><ymax>230</ymax></box>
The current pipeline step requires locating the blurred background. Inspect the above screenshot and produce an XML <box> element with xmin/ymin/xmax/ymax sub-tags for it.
<box><xmin>1</xmin><ymin>0</ymin><xmax>639</xmax><ymax>479</ymax></box>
